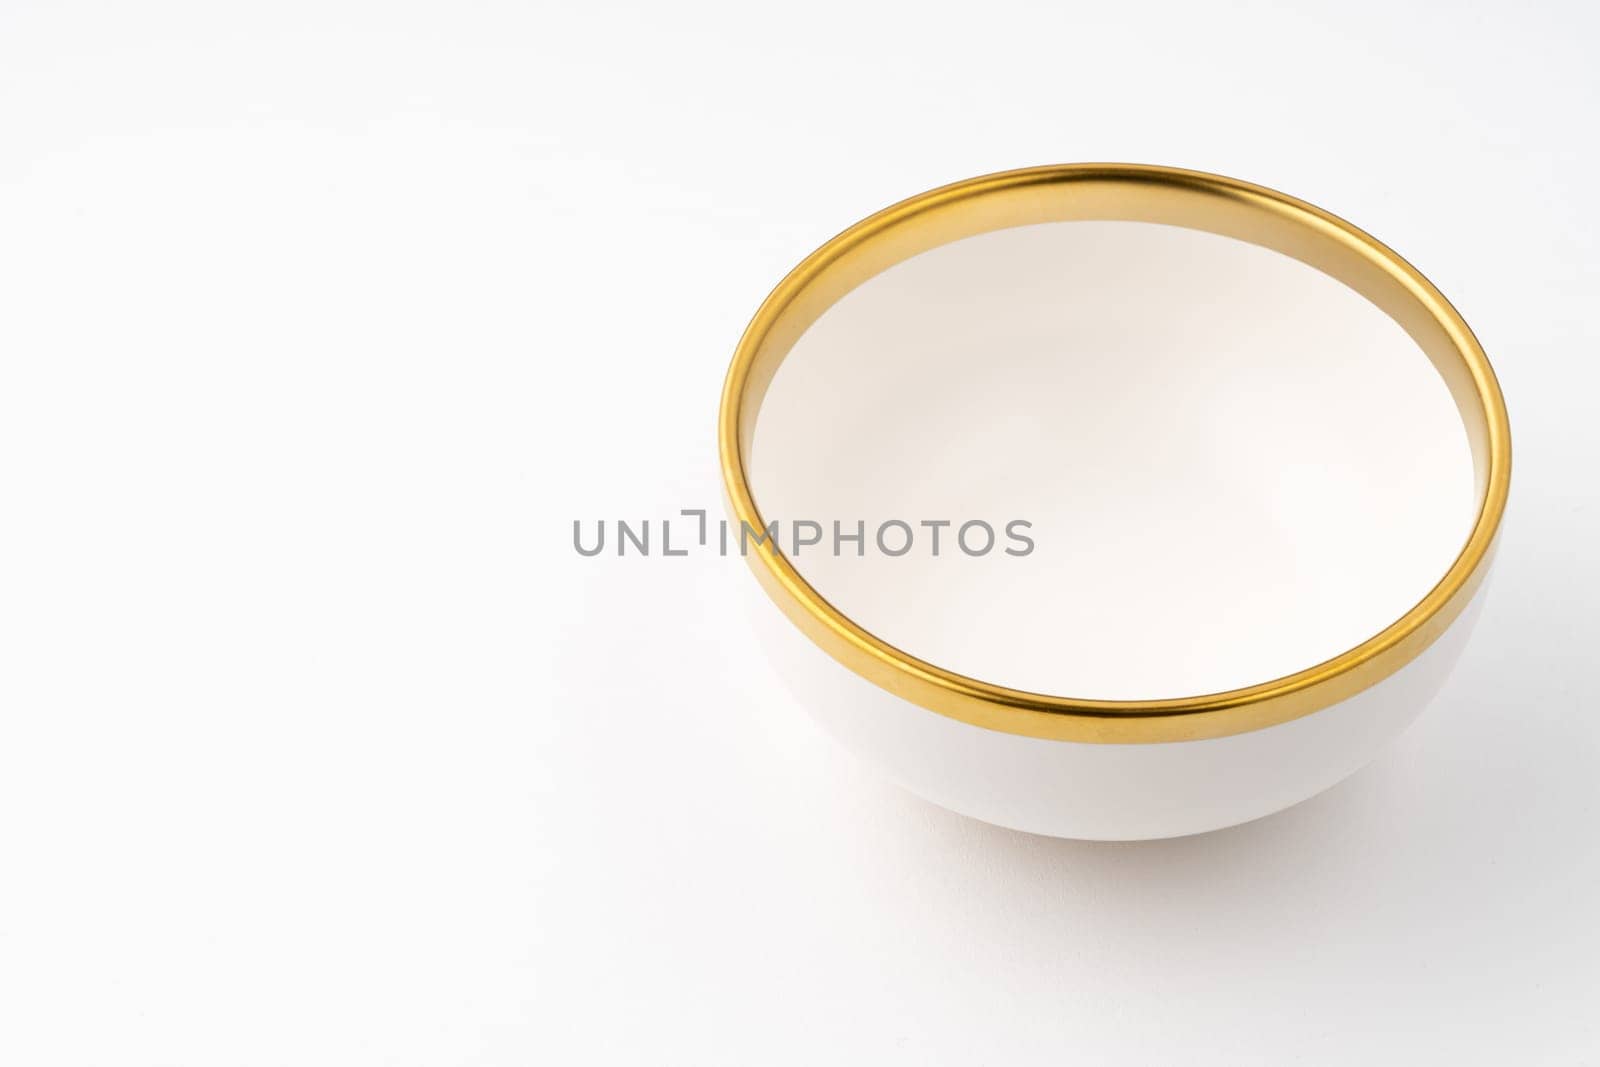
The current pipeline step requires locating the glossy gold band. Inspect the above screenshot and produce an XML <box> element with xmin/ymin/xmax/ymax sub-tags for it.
<box><xmin>718</xmin><ymin>164</ymin><xmax>1511</xmax><ymax>743</ymax></box>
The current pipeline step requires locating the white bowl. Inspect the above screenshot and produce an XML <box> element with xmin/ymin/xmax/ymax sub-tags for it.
<box><xmin>719</xmin><ymin>164</ymin><xmax>1511</xmax><ymax>840</ymax></box>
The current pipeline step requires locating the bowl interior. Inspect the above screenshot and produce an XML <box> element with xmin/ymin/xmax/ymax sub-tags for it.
<box><xmin>748</xmin><ymin>220</ymin><xmax>1477</xmax><ymax>700</ymax></box>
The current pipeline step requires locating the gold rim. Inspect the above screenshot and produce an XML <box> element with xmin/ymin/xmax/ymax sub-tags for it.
<box><xmin>718</xmin><ymin>164</ymin><xmax>1511</xmax><ymax>743</ymax></box>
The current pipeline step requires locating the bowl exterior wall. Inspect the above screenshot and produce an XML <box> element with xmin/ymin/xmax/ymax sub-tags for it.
<box><xmin>748</xmin><ymin>579</ymin><xmax>1489</xmax><ymax>840</ymax></box>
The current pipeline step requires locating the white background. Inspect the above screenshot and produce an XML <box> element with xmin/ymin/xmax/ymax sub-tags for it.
<box><xmin>2</xmin><ymin>1</ymin><xmax>1597</xmax><ymax>1064</ymax></box>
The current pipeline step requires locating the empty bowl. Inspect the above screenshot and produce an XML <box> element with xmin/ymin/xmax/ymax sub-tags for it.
<box><xmin>719</xmin><ymin>164</ymin><xmax>1510</xmax><ymax>840</ymax></box>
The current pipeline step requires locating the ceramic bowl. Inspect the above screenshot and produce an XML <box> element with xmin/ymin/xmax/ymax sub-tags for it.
<box><xmin>719</xmin><ymin>164</ymin><xmax>1510</xmax><ymax>840</ymax></box>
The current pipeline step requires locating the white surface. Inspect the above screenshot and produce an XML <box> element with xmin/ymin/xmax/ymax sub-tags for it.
<box><xmin>1</xmin><ymin>1</ymin><xmax>1596</xmax><ymax>1064</ymax></box>
<box><xmin>752</xmin><ymin>220</ymin><xmax>1476</xmax><ymax>698</ymax></box>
